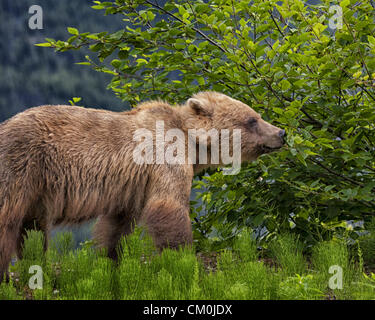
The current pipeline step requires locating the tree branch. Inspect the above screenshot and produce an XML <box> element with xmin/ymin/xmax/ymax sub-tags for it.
<box><xmin>310</xmin><ymin>158</ymin><xmax>364</xmax><ymax>187</ymax></box>
<box><xmin>145</xmin><ymin>0</ymin><xmax>227</xmax><ymax>53</ymax></box>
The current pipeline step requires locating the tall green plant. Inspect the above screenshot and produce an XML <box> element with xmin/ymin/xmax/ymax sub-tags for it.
<box><xmin>311</xmin><ymin>239</ymin><xmax>359</xmax><ymax>299</ymax></box>
<box><xmin>269</xmin><ymin>233</ymin><xmax>306</xmax><ymax>276</ymax></box>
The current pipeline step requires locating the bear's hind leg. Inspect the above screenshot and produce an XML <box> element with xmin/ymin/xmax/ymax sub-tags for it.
<box><xmin>0</xmin><ymin>190</ymin><xmax>35</xmax><ymax>282</ymax></box>
<box><xmin>0</xmin><ymin>223</ymin><xmax>21</xmax><ymax>282</ymax></box>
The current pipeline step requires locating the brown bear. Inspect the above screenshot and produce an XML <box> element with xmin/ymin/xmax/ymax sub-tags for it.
<box><xmin>0</xmin><ymin>91</ymin><xmax>285</xmax><ymax>280</ymax></box>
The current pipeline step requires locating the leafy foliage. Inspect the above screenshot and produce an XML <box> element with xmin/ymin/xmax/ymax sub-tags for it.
<box><xmin>41</xmin><ymin>0</ymin><xmax>375</xmax><ymax>248</ymax></box>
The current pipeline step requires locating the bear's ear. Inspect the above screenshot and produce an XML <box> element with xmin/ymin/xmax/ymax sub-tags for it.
<box><xmin>187</xmin><ymin>98</ymin><xmax>212</xmax><ymax>117</ymax></box>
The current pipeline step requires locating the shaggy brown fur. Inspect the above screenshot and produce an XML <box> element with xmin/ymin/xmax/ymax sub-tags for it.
<box><xmin>0</xmin><ymin>91</ymin><xmax>284</xmax><ymax>280</ymax></box>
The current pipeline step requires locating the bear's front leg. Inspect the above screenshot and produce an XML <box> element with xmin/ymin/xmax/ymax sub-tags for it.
<box><xmin>93</xmin><ymin>212</ymin><xmax>136</xmax><ymax>260</ymax></box>
<box><xmin>140</xmin><ymin>198</ymin><xmax>193</xmax><ymax>249</ymax></box>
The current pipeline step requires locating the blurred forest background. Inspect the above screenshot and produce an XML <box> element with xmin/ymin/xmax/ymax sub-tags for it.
<box><xmin>0</xmin><ymin>0</ymin><xmax>126</xmax><ymax>123</ymax></box>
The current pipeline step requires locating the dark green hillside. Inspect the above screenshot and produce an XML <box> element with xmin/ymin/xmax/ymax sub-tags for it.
<box><xmin>0</xmin><ymin>0</ymin><xmax>126</xmax><ymax>122</ymax></box>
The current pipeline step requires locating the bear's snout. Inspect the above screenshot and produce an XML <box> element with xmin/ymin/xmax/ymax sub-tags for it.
<box><xmin>254</xmin><ymin>121</ymin><xmax>286</xmax><ymax>156</ymax></box>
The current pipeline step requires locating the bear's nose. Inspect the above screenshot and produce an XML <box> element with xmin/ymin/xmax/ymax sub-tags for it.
<box><xmin>278</xmin><ymin>129</ymin><xmax>286</xmax><ymax>143</ymax></box>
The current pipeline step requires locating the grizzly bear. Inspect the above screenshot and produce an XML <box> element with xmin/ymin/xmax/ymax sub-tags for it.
<box><xmin>0</xmin><ymin>91</ymin><xmax>285</xmax><ymax>280</ymax></box>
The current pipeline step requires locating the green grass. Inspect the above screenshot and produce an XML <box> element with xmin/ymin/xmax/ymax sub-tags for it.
<box><xmin>1</xmin><ymin>228</ymin><xmax>374</xmax><ymax>300</ymax></box>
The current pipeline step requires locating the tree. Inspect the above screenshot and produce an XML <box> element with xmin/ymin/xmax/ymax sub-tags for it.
<box><xmin>0</xmin><ymin>0</ymin><xmax>126</xmax><ymax>122</ymax></box>
<box><xmin>40</xmin><ymin>0</ymin><xmax>375</xmax><ymax>249</ymax></box>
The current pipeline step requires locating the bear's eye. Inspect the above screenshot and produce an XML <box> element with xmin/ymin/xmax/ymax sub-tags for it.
<box><xmin>247</xmin><ymin>117</ymin><xmax>257</xmax><ymax>127</ymax></box>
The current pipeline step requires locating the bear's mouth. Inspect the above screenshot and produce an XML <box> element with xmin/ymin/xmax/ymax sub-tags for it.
<box><xmin>259</xmin><ymin>144</ymin><xmax>282</xmax><ymax>154</ymax></box>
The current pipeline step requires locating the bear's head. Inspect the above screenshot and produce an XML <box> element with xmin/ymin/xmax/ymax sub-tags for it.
<box><xmin>181</xmin><ymin>91</ymin><xmax>285</xmax><ymax>172</ymax></box>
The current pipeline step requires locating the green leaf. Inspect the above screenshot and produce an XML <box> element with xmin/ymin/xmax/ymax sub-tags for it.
<box><xmin>294</xmin><ymin>136</ymin><xmax>303</xmax><ymax>144</ymax></box>
<box><xmin>197</xmin><ymin>76</ymin><xmax>205</xmax><ymax>86</ymax></box>
<box><xmin>272</xmin><ymin>40</ymin><xmax>280</xmax><ymax>51</ymax></box>
<box><xmin>111</xmin><ymin>59</ymin><xmax>121</xmax><ymax>68</ymax></box>
<box><xmin>147</xmin><ymin>11</ymin><xmax>155</xmax><ymax>21</ymax></box>
<box><xmin>339</xmin><ymin>0</ymin><xmax>350</xmax><ymax>8</ymax></box>
<box><xmin>67</xmin><ymin>27</ymin><xmax>79</xmax><ymax>35</ymax></box>
<box><xmin>368</xmin><ymin>36</ymin><xmax>375</xmax><ymax>47</ymax></box>
<box><xmin>136</xmin><ymin>58</ymin><xmax>148</xmax><ymax>65</ymax></box>
<box><xmin>280</xmin><ymin>79</ymin><xmax>291</xmax><ymax>91</ymax></box>
<box><xmin>296</xmin><ymin>153</ymin><xmax>307</xmax><ymax>166</ymax></box>
<box><xmin>91</xmin><ymin>5</ymin><xmax>105</xmax><ymax>10</ymax></box>
<box><xmin>273</xmin><ymin>107</ymin><xmax>284</xmax><ymax>114</ymax></box>
<box><xmin>35</xmin><ymin>43</ymin><xmax>52</xmax><ymax>47</ymax></box>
